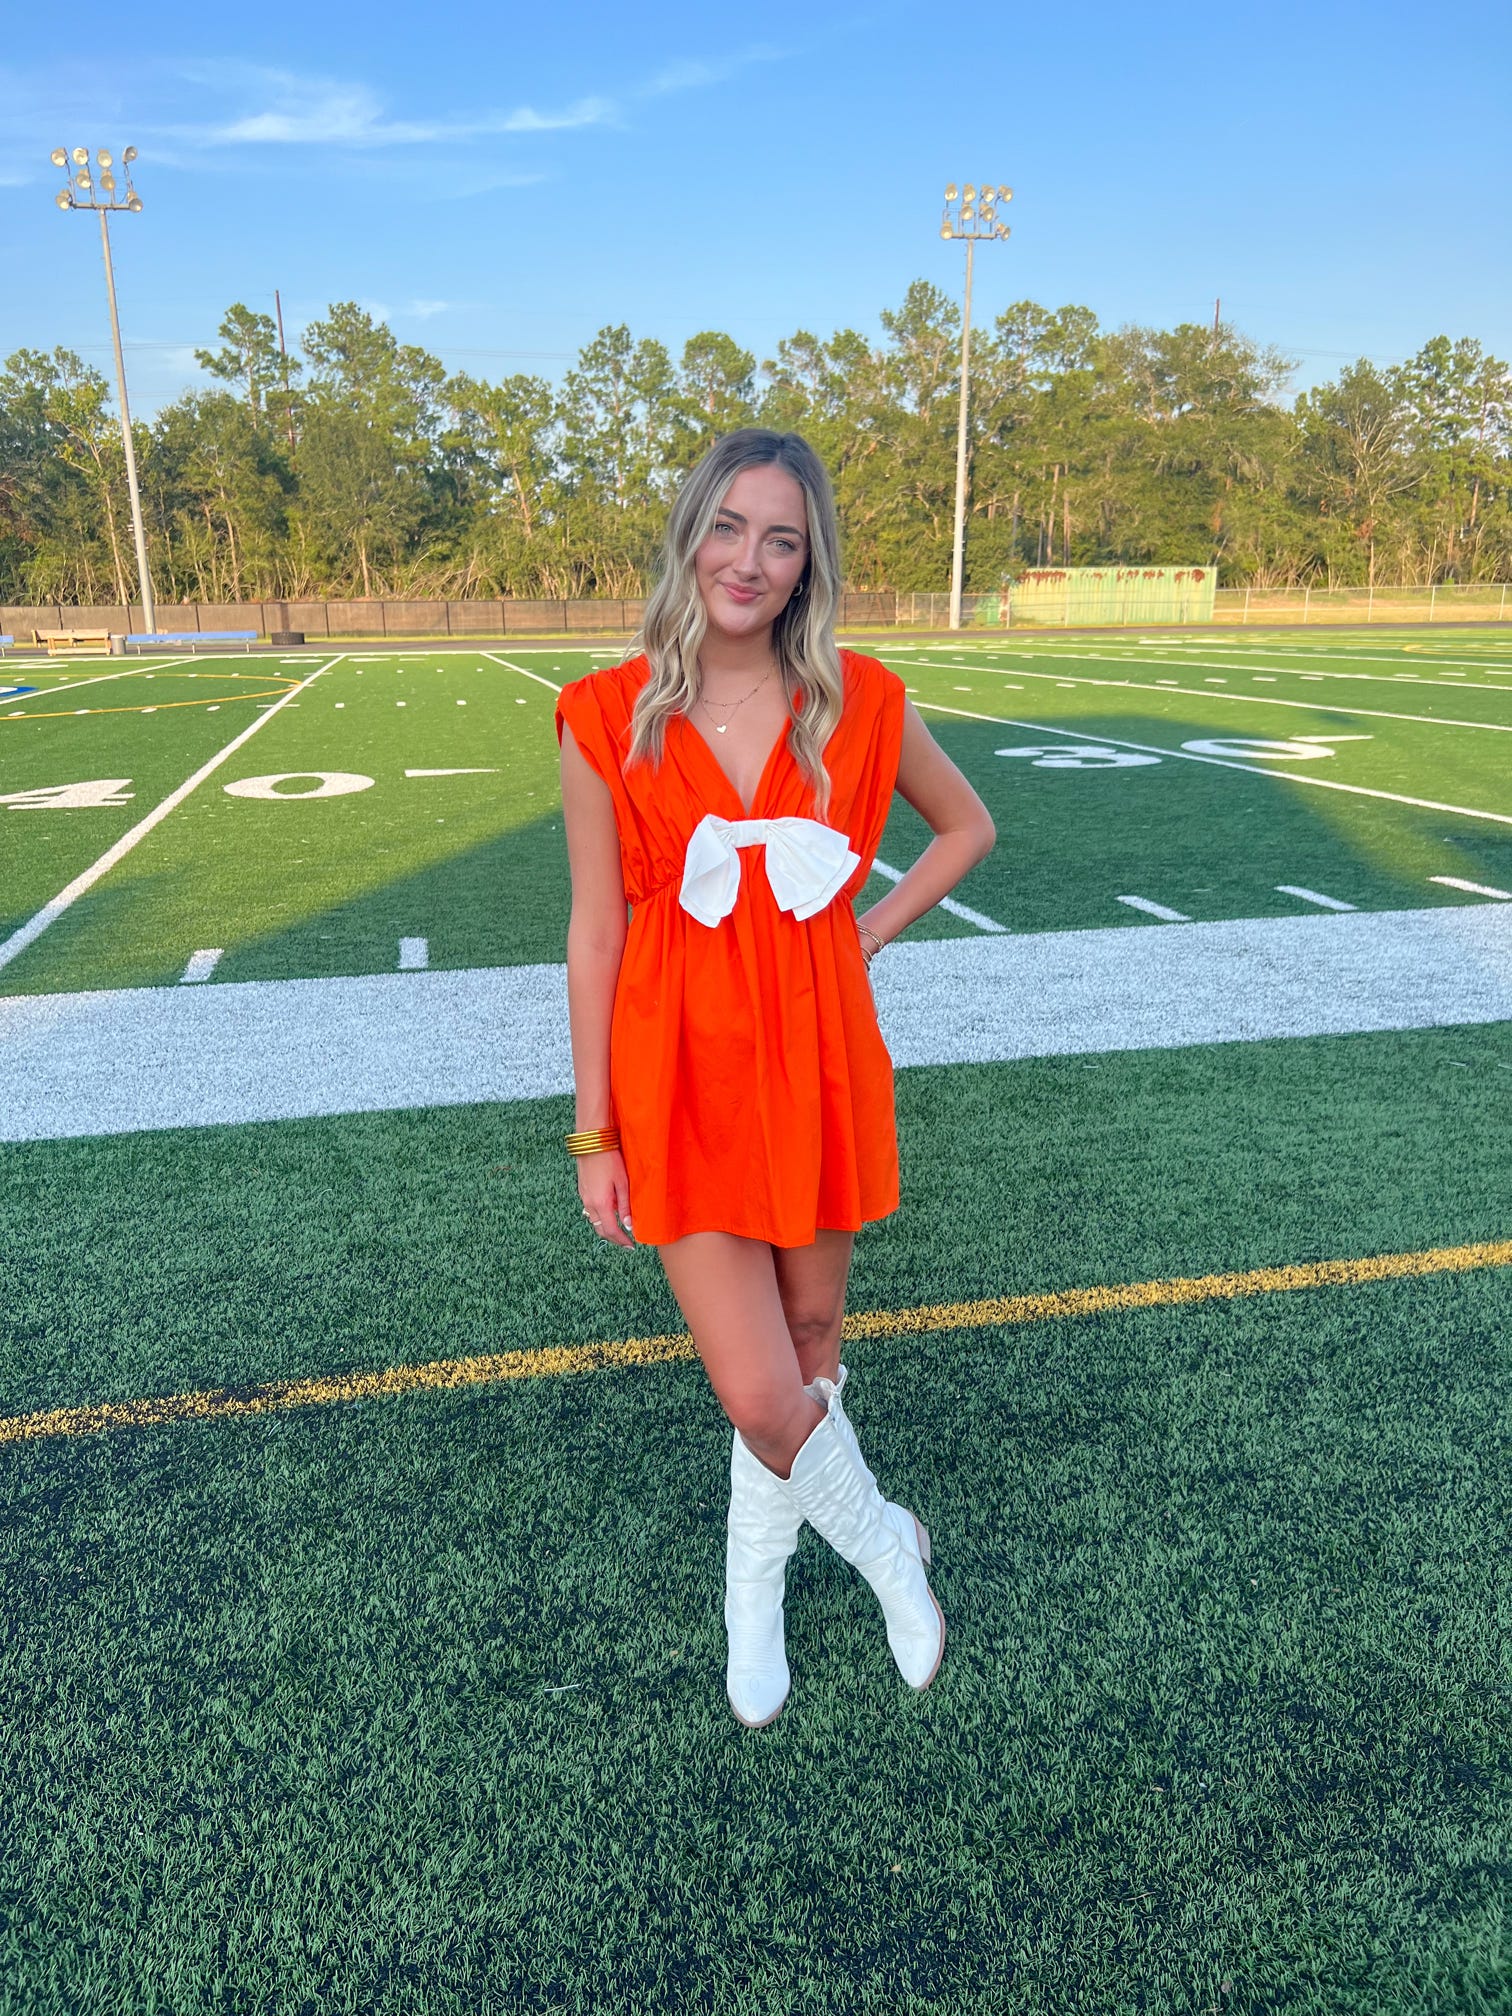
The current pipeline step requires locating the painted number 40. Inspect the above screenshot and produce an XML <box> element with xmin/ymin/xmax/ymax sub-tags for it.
<box><xmin>0</xmin><ymin>779</ymin><xmax>135</xmax><ymax>809</ymax></box>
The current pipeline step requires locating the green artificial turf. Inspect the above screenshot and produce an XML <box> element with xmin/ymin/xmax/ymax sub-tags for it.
<box><xmin>4</xmin><ymin>1027</ymin><xmax>1512</xmax><ymax>2011</ymax></box>
<box><xmin>1</xmin><ymin>652</ymin><xmax>584</xmax><ymax>995</ymax></box>
<box><xmin>4</xmin><ymin>630</ymin><xmax>1512</xmax><ymax>2012</ymax></box>
<box><xmin>3</xmin><ymin>1023</ymin><xmax>1510</xmax><ymax>1413</ymax></box>
<box><xmin>4</xmin><ymin>632</ymin><xmax>1511</xmax><ymax>995</ymax></box>
<box><xmin>0</xmin><ymin>659</ymin><xmax>301</xmax><ymax>927</ymax></box>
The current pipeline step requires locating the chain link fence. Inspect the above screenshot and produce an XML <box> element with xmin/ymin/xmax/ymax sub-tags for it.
<box><xmin>3</xmin><ymin>583</ymin><xmax>1508</xmax><ymax>639</ymax></box>
<box><xmin>892</xmin><ymin>585</ymin><xmax>1512</xmax><ymax>628</ymax></box>
<box><xmin>1214</xmin><ymin>583</ymin><xmax>1512</xmax><ymax>625</ymax></box>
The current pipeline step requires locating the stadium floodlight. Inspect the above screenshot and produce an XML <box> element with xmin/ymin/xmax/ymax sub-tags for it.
<box><xmin>49</xmin><ymin>145</ymin><xmax>156</xmax><ymax>634</ymax></box>
<box><xmin>939</xmin><ymin>179</ymin><xmax>1013</xmax><ymax>631</ymax></box>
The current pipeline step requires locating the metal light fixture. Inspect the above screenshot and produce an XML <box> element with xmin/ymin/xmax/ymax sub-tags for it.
<box><xmin>50</xmin><ymin>146</ymin><xmax>156</xmax><ymax>633</ymax></box>
<box><xmin>939</xmin><ymin>179</ymin><xmax>1013</xmax><ymax>630</ymax></box>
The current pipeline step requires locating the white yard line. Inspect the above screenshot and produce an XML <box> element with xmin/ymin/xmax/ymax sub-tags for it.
<box><xmin>870</xmin><ymin>858</ymin><xmax>1007</xmax><ymax>932</ymax></box>
<box><xmin>398</xmin><ymin>937</ymin><xmax>429</xmax><ymax>970</ymax></box>
<box><xmin>180</xmin><ymin>949</ymin><xmax>224</xmax><ymax>984</ymax></box>
<box><xmin>1276</xmin><ymin>886</ymin><xmax>1357</xmax><ymax>912</ymax></box>
<box><xmin>1117</xmin><ymin>896</ymin><xmax>1191</xmax><ymax>922</ymax></box>
<box><xmin>979</xmin><ymin>638</ymin><xmax>1512</xmax><ymax>675</ymax></box>
<box><xmin>907</xmin><ymin>656</ymin><xmax>1512</xmax><ymax>730</ymax></box>
<box><xmin>0</xmin><ymin>654</ymin><xmax>346</xmax><ymax>977</ymax></box>
<box><xmin>1094</xmin><ymin>647</ymin><xmax>1512</xmax><ymax>698</ymax></box>
<box><xmin>998</xmin><ymin>644</ymin><xmax>1512</xmax><ymax>697</ymax></box>
<box><xmin>5</xmin><ymin>901</ymin><xmax>1510</xmax><ymax>1142</ymax></box>
<box><xmin>1207</xmin><ymin>645</ymin><xmax>1512</xmax><ymax>675</ymax></box>
<box><xmin>271</xmin><ymin>646</ymin><xmax>613</xmax><ymax>664</ymax></box>
<box><xmin>1430</xmin><ymin>876</ymin><xmax>1512</xmax><ymax>901</ymax></box>
<box><xmin>913</xmin><ymin>699</ymin><xmax>1512</xmax><ymax>829</ymax></box>
<box><xmin>1254</xmin><ymin>653</ymin><xmax>1512</xmax><ymax>676</ymax></box>
<box><xmin>482</xmin><ymin>652</ymin><xmax>565</xmax><ymax>692</ymax></box>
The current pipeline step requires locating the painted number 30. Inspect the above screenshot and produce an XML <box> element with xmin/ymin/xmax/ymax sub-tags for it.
<box><xmin>994</xmin><ymin>745</ymin><xmax>1161</xmax><ymax>769</ymax></box>
<box><xmin>995</xmin><ymin>737</ymin><xmax>1354</xmax><ymax>770</ymax></box>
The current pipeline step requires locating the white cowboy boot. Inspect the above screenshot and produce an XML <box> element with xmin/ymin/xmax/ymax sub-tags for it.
<box><xmin>725</xmin><ymin>1428</ymin><xmax>803</xmax><ymax>1728</ymax></box>
<box><xmin>804</xmin><ymin>1367</ymin><xmax>930</xmax><ymax>1570</ymax></box>
<box><xmin>787</xmin><ymin>1381</ymin><xmax>945</xmax><ymax>1691</ymax></box>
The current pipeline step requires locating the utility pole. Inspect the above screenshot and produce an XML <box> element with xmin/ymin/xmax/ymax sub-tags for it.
<box><xmin>51</xmin><ymin>145</ymin><xmax>156</xmax><ymax>634</ymax></box>
<box><xmin>274</xmin><ymin>288</ymin><xmax>298</xmax><ymax>454</ymax></box>
<box><xmin>940</xmin><ymin>182</ymin><xmax>1012</xmax><ymax>630</ymax></box>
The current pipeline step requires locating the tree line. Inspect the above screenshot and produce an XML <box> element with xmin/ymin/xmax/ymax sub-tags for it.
<box><xmin>1</xmin><ymin>286</ymin><xmax>1508</xmax><ymax>607</ymax></box>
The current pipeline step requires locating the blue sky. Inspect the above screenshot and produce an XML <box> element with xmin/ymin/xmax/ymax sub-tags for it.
<box><xmin>2</xmin><ymin>0</ymin><xmax>1507</xmax><ymax>415</ymax></box>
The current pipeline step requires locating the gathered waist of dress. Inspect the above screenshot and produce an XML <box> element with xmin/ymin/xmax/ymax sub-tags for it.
<box><xmin>630</xmin><ymin>813</ymin><xmax>863</xmax><ymax>926</ymax></box>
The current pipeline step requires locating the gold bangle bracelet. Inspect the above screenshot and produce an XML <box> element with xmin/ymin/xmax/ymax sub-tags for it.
<box><xmin>857</xmin><ymin>924</ymin><xmax>884</xmax><ymax>961</ymax></box>
<box><xmin>565</xmin><ymin>1127</ymin><xmax>621</xmax><ymax>1157</ymax></box>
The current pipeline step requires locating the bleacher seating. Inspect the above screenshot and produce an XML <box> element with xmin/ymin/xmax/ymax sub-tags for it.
<box><xmin>33</xmin><ymin>630</ymin><xmax>112</xmax><ymax>654</ymax></box>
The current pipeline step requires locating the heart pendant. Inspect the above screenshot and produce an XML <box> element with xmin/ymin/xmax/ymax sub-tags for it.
<box><xmin>715</xmin><ymin>723</ymin><xmax>728</xmax><ymax>733</ymax></box>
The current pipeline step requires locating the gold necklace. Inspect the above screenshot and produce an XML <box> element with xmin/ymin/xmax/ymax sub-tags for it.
<box><xmin>698</xmin><ymin>667</ymin><xmax>773</xmax><ymax>734</ymax></box>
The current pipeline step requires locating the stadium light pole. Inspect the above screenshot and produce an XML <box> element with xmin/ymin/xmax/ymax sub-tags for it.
<box><xmin>51</xmin><ymin>145</ymin><xmax>156</xmax><ymax>634</ymax></box>
<box><xmin>940</xmin><ymin>182</ymin><xmax>1011</xmax><ymax>631</ymax></box>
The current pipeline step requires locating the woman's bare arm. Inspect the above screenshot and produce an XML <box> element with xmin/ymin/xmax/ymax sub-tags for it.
<box><xmin>856</xmin><ymin>701</ymin><xmax>996</xmax><ymax>947</ymax></box>
<box><xmin>560</xmin><ymin>723</ymin><xmax>634</xmax><ymax>1245</ymax></box>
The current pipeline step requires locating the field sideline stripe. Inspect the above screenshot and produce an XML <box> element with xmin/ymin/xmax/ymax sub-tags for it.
<box><xmin>915</xmin><ymin>700</ymin><xmax>1512</xmax><ymax>829</ymax></box>
<box><xmin>483</xmin><ymin>652</ymin><xmax>565</xmax><ymax>693</ymax></box>
<box><xmin>986</xmin><ymin>642</ymin><xmax>1512</xmax><ymax>680</ymax></box>
<box><xmin>0</xmin><ymin>654</ymin><xmax>345</xmax><ymax>976</ymax></box>
<box><xmin>1046</xmin><ymin>647</ymin><xmax>1512</xmax><ymax>712</ymax></box>
<box><xmin>3</xmin><ymin>1238</ymin><xmax>1507</xmax><ymax>1448</ymax></box>
<box><xmin>907</xmin><ymin>655</ymin><xmax>1512</xmax><ymax>731</ymax></box>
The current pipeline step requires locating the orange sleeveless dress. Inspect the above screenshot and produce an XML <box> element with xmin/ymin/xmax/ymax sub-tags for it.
<box><xmin>555</xmin><ymin>649</ymin><xmax>906</xmax><ymax>1248</ymax></box>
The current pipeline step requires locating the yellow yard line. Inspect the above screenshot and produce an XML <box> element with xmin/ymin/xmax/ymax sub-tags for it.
<box><xmin>4</xmin><ymin>1238</ymin><xmax>1509</xmax><ymax>1448</ymax></box>
<box><xmin>1</xmin><ymin>673</ymin><xmax>298</xmax><ymax>722</ymax></box>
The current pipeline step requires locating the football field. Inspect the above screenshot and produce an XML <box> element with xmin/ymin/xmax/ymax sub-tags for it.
<box><xmin>3</xmin><ymin>631</ymin><xmax>1512</xmax><ymax>2013</ymax></box>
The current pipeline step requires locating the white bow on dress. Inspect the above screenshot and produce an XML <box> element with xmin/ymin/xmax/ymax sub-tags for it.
<box><xmin>679</xmin><ymin>813</ymin><xmax>861</xmax><ymax>927</ymax></box>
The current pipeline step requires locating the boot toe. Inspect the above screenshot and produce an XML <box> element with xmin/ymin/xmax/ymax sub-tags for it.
<box><xmin>727</xmin><ymin>1661</ymin><xmax>791</xmax><ymax>1728</ymax></box>
<box><xmin>890</xmin><ymin>1588</ymin><xmax>946</xmax><ymax>1690</ymax></box>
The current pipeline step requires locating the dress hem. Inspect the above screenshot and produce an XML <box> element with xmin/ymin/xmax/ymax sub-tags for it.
<box><xmin>637</xmin><ymin>1202</ymin><xmax>899</xmax><ymax>1250</ymax></box>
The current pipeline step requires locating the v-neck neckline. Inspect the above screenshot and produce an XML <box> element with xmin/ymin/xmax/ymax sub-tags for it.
<box><xmin>681</xmin><ymin>706</ymin><xmax>794</xmax><ymax>820</ymax></box>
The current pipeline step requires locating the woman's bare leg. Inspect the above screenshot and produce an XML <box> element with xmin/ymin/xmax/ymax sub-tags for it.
<box><xmin>658</xmin><ymin>1231</ymin><xmax>823</xmax><ymax>1477</ymax></box>
<box><xmin>773</xmin><ymin>1229</ymin><xmax>856</xmax><ymax>1388</ymax></box>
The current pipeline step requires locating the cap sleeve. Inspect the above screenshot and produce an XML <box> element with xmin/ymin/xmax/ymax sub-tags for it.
<box><xmin>834</xmin><ymin>652</ymin><xmax>906</xmax><ymax>898</ymax></box>
<box><xmin>555</xmin><ymin>674</ymin><xmax>619</xmax><ymax>788</ymax></box>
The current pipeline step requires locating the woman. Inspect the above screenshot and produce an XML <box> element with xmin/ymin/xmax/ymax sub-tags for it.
<box><xmin>555</xmin><ymin>428</ymin><xmax>995</xmax><ymax>1727</ymax></box>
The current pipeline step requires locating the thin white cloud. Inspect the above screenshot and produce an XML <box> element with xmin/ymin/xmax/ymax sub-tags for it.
<box><xmin>407</xmin><ymin>299</ymin><xmax>451</xmax><ymax>320</ymax></box>
<box><xmin>169</xmin><ymin>68</ymin><xmax>613</xmax><ymax>148</ymax></box>
<box><xmin>0</xmin><ymin>49</ymin><xmax>783</xmax><ymax>189</ymax></box>
<box><xmin>496</xmin><ymin>100</ymin><xmax>614</xmax><ymax>134</ymax></box>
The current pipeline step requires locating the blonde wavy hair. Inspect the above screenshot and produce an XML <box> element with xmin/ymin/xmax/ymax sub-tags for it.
<box><xmin>629</xmin><ymin>429</ymin><xmax>845</xmax><ymax>811</ymax></box>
